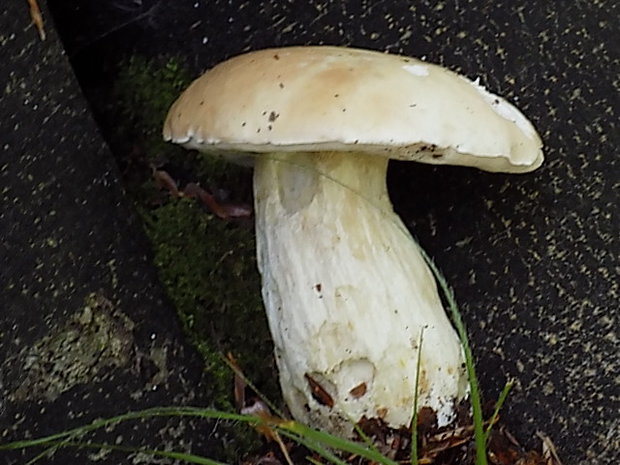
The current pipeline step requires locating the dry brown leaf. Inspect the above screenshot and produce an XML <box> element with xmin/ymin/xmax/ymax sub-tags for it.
<box><xmin>183</xmin><ymin>182</ymin><xmax>228</xmax><ymax>218</ymax></box>
<box><xmin>183</xmin><ymin>182</ymin><xmax>252</xmax><ymax>219</ymax></box>
<box><xmin>27</xmin><ymin>0</ymin><xmax>46</xmax><ymax>40</ymax></box>
<box><xmin>152</xmin><ymin>167</ymin><xmax>180</xmax><ymax>197</ymax></box>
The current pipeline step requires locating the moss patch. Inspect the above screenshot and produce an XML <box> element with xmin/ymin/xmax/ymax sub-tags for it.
<box><xmin>139</xmin><ymin>198</ymin><xmax>277</xmax><ymax>407</ymax></box>
<box><xmin>109</xmin><ymin>56</ymin><xmax>280</xmax><ymax>415</ymax></box>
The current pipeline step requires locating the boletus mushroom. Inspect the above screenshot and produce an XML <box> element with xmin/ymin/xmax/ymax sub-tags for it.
<box><xmin>163</xmin><ymin>46</ymin><xmax>543</xmax><ymax>437</ymax></box>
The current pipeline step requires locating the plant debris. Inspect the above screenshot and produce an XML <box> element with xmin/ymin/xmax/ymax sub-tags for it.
<box><xmin>26</xmin><ymin>0</ymin><xmax>46</xmax><ymax>40</ymax></box>
<box><xmin>231</xmin><ymin>356</ymin><xmax>296</xmax><ymax>465</ymax></box>
<box><xmin>183</xmin><ymin>181</ymin><xmax>252</xmax><ymax>219</ymax></box>
<box><xmin>231</xmin><ymin>356</ymin><xmax>562</xmax><ymax>465</ymax></box>
<box><xmin>243</xmin><ymin>417</ymin><xmax>561</xmax><ymax>465</ymax></box>
<box><xmin>151</xmin><ymin>165</ymin><xmax>252</xmax><ymax>219</ymax></box>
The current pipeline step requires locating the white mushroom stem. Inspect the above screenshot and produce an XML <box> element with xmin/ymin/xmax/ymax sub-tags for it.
<box><xmin>253</xmin><ymin>151</ymin><xmax>469</xmax><ymax>436</ymax></box>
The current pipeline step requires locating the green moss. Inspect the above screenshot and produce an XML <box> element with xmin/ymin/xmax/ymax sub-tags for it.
<box><xmin>114</xmin><ymin>56</ymin><xmax>189</xmax><ymax>131</ymax></box>
<box><xmin>139</xmin><ymin>198</ymin><xmax>278</xmax><ymax>408</ymax></box>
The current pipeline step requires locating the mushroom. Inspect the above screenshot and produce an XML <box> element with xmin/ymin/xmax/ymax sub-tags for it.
<box><xmin>163</xmin><ymin>46</ymin><xmax>543</xmax><ymax>436</ymax></box>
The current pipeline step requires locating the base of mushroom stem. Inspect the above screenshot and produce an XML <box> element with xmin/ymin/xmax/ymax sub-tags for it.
<box><xmin>244</xmin><ymin>387</ymin><xmax>560</xmax><ymax>464</ymax></box>
<box><xmin>353</xmin><ymin>400</ymin><xmax>472</xmax><ymax>455</ymax></box>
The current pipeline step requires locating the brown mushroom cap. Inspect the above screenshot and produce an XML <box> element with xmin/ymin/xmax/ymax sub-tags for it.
<box><xmin>163</xmin><ymin>46</ymin><xmax>543</xmax><ymax>173</ymax></box>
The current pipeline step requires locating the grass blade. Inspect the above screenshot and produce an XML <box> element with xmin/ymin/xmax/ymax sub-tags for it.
<box><xmin>278</xmin><ymin>421</ymin><xmax>400</xmax><ymax>465</ymax></box>
<box><xmin>484</xmin><ymin>380</ymin><xmax>514</xmax><ymax>443</ymax></box>
<box><xmin>410</xmin><ymin>328</ymin><xmax>425</xmax><ymax>465</ymax></box>
<box><xmin>0</xmin><ymin>407</ymin><xmax>262</xmax><ymax>452</ymax></box>
<box><xmin>280</xmin><ymin>431</ymin><xmax>351</xmax><ymax>465</ymax></box>
<box><xmin>417</xmin><ymin>247</ymin><xmax>488</xmax><ymax>465</ymax></box>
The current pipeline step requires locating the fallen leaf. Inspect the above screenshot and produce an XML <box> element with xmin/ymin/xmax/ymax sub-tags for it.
<box><xmin>27</xmin><ymin>0</ymin><xmax>46</xmax><ymax>40</ymax></box>
<box><xmin>152</xmin><ymin>167</ymin><xmax>180</xmax><ymax>197</ymax></box>
<box><xmin>183</xmin><ymin>182</ymin><xmax>252</xmax><ymax>219</ymax></box>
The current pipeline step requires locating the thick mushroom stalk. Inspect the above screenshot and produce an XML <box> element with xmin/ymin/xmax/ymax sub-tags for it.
<box><xmin>254</xmin><ymin>151</ymin><xmax>468</xmax><ymax>435</ymax></box>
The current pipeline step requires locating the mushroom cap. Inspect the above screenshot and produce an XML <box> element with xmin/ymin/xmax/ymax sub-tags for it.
<box><xmin>164</xmin><ymin>46</ymin><xmax>543</xmax><ymax>173</ymax></box>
